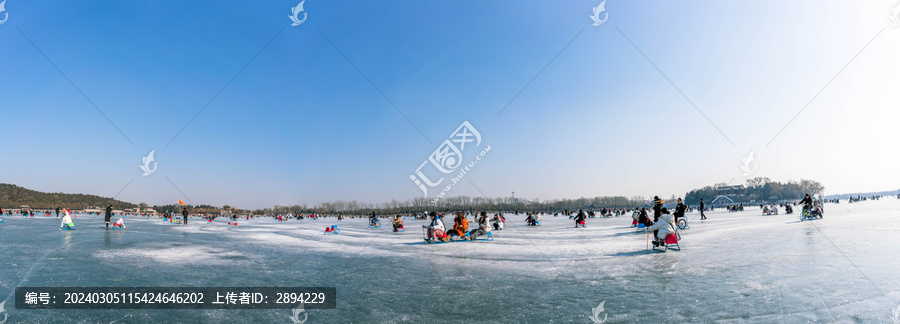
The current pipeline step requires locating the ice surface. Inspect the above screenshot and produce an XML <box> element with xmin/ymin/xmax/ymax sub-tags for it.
<box><xmin>1</xmin><ymin>199</ymin><xmax>899</xmax><ymax>323</ymax></box>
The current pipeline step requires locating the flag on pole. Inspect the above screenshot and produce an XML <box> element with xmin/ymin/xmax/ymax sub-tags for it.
<box><xmin>178</xmin><ymin>199</ymin><xmax>186</xmax><ymax>205</ymax></box>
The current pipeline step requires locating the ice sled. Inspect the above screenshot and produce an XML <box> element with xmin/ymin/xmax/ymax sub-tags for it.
<box><xmin>652</xmin><ymin>234</ymin><xmax>680</xmax><ymax>252</ymax></box>
<box><xmin>635</xmin><ymin>222</ymin><xmax>646</xmax><ymax>232</ymax></box>
<box><xmin>800</xmin><ymin>208</ymin><xmax>821</xmax><ymax>221</ymax></box>
<box><xmin>471</xmin><ymin>231</ymin><xmax>493</xmax><ymax>241</ymax></box>
<box><xmin>324</xmin><ymin>225</ymin><xmax>340</xmax><ymax>235</ymax></box>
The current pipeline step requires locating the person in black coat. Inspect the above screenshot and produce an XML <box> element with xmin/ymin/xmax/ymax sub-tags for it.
<box><xmin>699</xmin><ymin>198</ymin><xmax>706</xmax><ymax>220</ymax></box>
<box><xmin>105</xmin><ymin>205</ymin><xmax>113</xmax><ymax>229</ymax></box>
<box><xmin>799</xmin><ymin>193</ymin><xmax>813</xmax><ymax>211</ymax></box>
<box><xmin>638</xmin><ymin>207</ymin><xmax>651</xmax><ymax>226</ymax></box>
<box><xmin>182</xmin><ymin>207</ymin><xmax>189</xmax><ymax>225</ymax></box>
<box><xmin>652</xmin><ymin>196</ymin><xmax>663</xmax><ymax>222</ymax></box>
<box><xmin>674</xmin><ymin>198</ymin><xmax>687</xmax><ymax>224</ymax></box>
<box><xmin>574</xmin><ymin>209</ymin><xmax>586</xmax><ymax>228</ymax></box>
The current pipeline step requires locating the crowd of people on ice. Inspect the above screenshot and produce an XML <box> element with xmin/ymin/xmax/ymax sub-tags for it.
<box><xmin>422</xmin><ymin>211</ymin><xmax>496</xmax><ymax>243</ymax></box>
<box><xmin>0</xmin><ymin>191</ymin><xmax>864</xmax><ymax>250</ymax></box>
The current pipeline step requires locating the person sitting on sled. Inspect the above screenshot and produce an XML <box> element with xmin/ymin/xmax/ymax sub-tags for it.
<box><xmin>646</xmin><ymin>208</ymin><xmax>676</xmax><ymax>247</ymax></box>
<box><xmin>674</xmin><ymin>198</ymin><xmax>687</xmax><ymax>224</ymax></box>
<box><xmin>638</xmin><ymin>207</ymin><xmax>652</xmax><ymax>226</ymax></box>
<box><xmin>60</xmin><ymin>210</ymin><xmax>75</xmax><ymax>230</ymax></box>
<box><xmin>113</xmin><ymin>216</ymin><xmax>126</xmax><ymax>229</ymax></box>
<box><xmin>423</xmin><ymin>212</ymin><xmax>446</xmax><ymax>243</ymax></box>
<box><xmin>392</xmin><ymin>214</ymin><xmax>404</xmax><ymax>232</ymax></box>
<box><xmin>811</xmin><ymin>201</ymin><xmax>823</xmax><ymax>218</ymax></box>
<box><xmin>447</xmin><ymin>212</ymin><xmax>468</xmax><ymax>240</ymax></box>
<box><xmin>468</xmin><ymin>211</ymin><xmax>491</xmax><ymax>240</ymax></box>
<box><xmin>574</xmin><ymin>209</ymin><xmax>587</xmax><ymax>228</ymax></box>
<box><xmin>799</xmin><ymin>193</ymin><xmax>814</xmax><ymax>213</ymax></box>
<box><xmin>370</xmin><ymin>211</ymin><xmax>379</xmax><ymax>227</ymax></box>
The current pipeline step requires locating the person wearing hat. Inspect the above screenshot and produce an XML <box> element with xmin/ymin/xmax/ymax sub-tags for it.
<box><xmin>647</xmin><ymin>207</ymin><xmax>676</xmax><ymax>247</ymax></box>
<box><xmin>60</xmin><ymin>210</ymin><xmax>76</xmax><ymax>230</ymax></box>
<box><xmin>652</xmin><ymin>196</ymin><xmax>663</xmax><ymax>222</ymax></box>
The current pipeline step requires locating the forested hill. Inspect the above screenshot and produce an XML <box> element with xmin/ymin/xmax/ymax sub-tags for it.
<box><xmin>0</xmin><ymin>183</ymin><xmax>137</xmax><ymax>210</ymax></box>
<box><xmin>684</xmin><ymin>178</ymin><xmax>824</xmax><ymax>206</ymax></box>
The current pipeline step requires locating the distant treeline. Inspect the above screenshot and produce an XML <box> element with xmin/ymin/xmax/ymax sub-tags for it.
<box><xmin>685</xmin><ymin>178</ymin><xmax>824</xmax><ymax>206</ymax></box>
<box><xmin>2</xmin><ymin>178</ymin><xmax>831</xmax><ymax>217</ymax></box>
<box><xmin>153</xmin><ymin>204</ymin><xmax>229</xmax><ymax>214</ymax></box>
<box><xmin>0</xmin><ymin>183</ymin><xmax>137</xmax><ymax>210</ymax></box>
<box><xmin>257</xmin><ymin>195</ymin><xmax>651</xmax><ymax>216</ymax></box>
<box><xmin>824</xmin><ymin>189</ymin><xmax>900</xmax><ymax>200</ymax></box>
<box><xmin>1</xmin><ymin>183</ymin><xmax>655</xmax><ymax>216</ymax></box>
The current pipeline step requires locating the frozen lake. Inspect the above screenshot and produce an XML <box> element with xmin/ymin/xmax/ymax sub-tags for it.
<box><xmin>1</xmin><ymin>199</ymin><xmax>899</xmax><ymax>323</ymax></box>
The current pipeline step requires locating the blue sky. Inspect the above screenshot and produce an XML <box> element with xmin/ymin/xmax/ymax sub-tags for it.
<box><xmin>1</xmin><ymin>0</ymin><xmax>899</xmax><ymax>209</ymax></box>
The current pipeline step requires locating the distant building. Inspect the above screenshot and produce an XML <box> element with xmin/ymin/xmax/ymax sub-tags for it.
<box><xmin>712</xmin><ymin>185</ymin><xmax>748</xmax><ymax>205</ymax></box>
<box><xmin>715</xmin><ymin>185</ymin><xmax>746</xmax><ymax>196</ymax></box>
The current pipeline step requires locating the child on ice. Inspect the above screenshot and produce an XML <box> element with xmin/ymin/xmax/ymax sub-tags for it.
<box><xmin>114</xmin><ymin>217</ymin><xmax>126</xmax><ymax>229</ymax></box>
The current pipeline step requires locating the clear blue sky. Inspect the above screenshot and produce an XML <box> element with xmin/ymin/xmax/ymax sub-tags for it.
<box><xmin>1</xmin><ymin>1</ymin><xmax>898</xmax><ymax>209</ymax></box>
